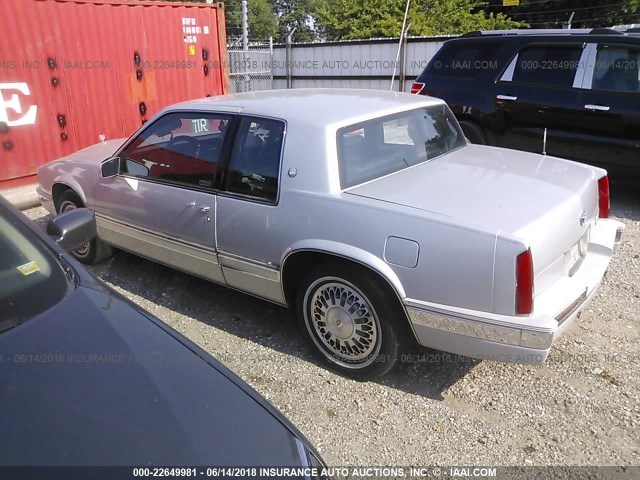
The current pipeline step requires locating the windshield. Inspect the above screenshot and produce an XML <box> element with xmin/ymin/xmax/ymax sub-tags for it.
<box><xmin>337</xmin><ymin>104</ymin><xmax>466</xmax><ymax>189</ymax></box>
<box><xmin>0</xmin><ymin>205</ymin><xmax>70</xmax><ymax>330</ymax></box>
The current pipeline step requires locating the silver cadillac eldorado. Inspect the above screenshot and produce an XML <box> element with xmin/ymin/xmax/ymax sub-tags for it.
<box><xmin>37</xmin><ymin>89</ymin><xmax>624</xmax><ymax>377</ymax></box>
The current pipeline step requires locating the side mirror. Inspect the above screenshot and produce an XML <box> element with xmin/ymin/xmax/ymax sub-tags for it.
<box><xmin>46</xmin><ymin>208</ymin><xmax>97</xmax><ymax>252</ymax></box>
<box><xmin>101</xmin><ymin>157</ymin><xmax>120</xmax><ymax>177</ymax></box>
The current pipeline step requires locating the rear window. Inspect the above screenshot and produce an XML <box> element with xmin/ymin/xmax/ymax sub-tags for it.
<box><xmin>337</xmin><ymin>105</ymin><xmax>466</xmax><ymax>189</ymax></box>
<box><xmin>427</xmin><ymin>41</ymin><xmax>502</xmax><ymax>78</ymax></box>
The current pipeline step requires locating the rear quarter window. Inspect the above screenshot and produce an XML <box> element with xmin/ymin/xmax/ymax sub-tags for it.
<box><xmin>591</xmin><ymin>45</ymin><xmax>640</xmax><ymax>93</ymax></box>
<box><xmin>427</xmin><ymin>41</ymin><xmax>502</xmax><ymax>79</ymax></box>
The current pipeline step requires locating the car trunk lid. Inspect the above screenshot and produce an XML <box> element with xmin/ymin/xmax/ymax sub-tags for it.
<box><xmin>346</xmin><ymin>144</ymin><xmax>600</xmax><ymax>274</ymax></box>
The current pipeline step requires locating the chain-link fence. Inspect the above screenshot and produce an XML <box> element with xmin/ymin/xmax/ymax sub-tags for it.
<box><xmin>227</xmin><ymin>37</ymin><xmax>273</xmax><ymax>93</ymax></box>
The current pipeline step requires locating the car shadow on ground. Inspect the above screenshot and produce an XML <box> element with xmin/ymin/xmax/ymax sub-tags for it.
<box><xmin>89</xmin><ymin>249</ymin><xmax>478</xmax><ymax>401</ymax></box>
<box><xmin>610</xmin><ymin>181</ymin><xmax>640</xmax><ymax>221</ymax></box>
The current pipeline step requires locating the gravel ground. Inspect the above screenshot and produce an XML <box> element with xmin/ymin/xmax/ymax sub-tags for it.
<box><xmin>23</xmin><ymin>185</ymin><xmax>640</xmax><ymax>468</ymax></box>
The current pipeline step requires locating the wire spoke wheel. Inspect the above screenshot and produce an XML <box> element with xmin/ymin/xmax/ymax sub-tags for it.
<box><xmin>305</xmin><ymin>278</ymin><xmax>382</xmax><ymax>368</ymax></box>
<box><xmin>297</xmin><ymin>263</ymin><xmax>403</xmax><ymax>378</ymax></box>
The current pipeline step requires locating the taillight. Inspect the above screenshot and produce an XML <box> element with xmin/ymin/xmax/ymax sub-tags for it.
<box><xmin>598</xmin><ymin>176</ymin><xmax>610</xmax><ymax>219</ymax></box>
<box><xmin>411</xmin><ymin>82</ymin><xmax>425</xmax><ymax>94</ymax></box>
<box><xmin>516</xmin><ymin>249</ymin><xmax>534</xmax><ymax>314</ymax></box>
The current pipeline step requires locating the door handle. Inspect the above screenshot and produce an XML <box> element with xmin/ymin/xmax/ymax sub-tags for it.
<box><xmin>200</xmin><ymin>206</ymin><xmax>211</xmax><ymax>213</ymax></box>
<box><xmin>497</xmin><ymin>94</ymin><xmax>518</xmax><ymax>101</ymax></box>
<box><xmin>584</xmin><ymin>104</ymin><xmax>610</xmax><ymax>112</ymax></box>
<box><xmin>186</xmin><ymin>201</ymin><xmax>196</xmax><ymax>207</ymax></box>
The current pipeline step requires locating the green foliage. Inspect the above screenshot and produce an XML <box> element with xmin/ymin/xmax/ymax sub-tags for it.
<box><xmin>225</xmin><ymin>0</ymin><xmax>278</xmax><ymax>41</ymax></box>
<box><xmin>314</xmin><ymin>0</ymin><xmax>525</xmax><ymax>40</ymax></box>
<box><xmin>482</xmin><ymin>0</ymin><xmax>639</xmax><ymax>29</ymax></box>
<box><xmin>314</xmin><ymin>0</ymin><xmax>404</xmax><ymax>39</ymax></box>
<box><xmin>164</xmin><ymin>0</ymin><xmax>577</xmax><ymax>41</ymax></box>
<box><xmin>274</xmin><ymin>0</ymin><xmax>317</xmax><ymax>41</ymax></box>
<box><xmin>415</xmin><ymin>0</ymin><xmax>526</xmax><ymax>35</ymax></box>
<box><xmin>229</xmin><ymin>0</ymin><xmax>638</xmax><ymax>41</ymax></box>
<box><xmin>155</xmin><ymin>0</ymin><xmax>278</xmax><ymax>41</ymax></box>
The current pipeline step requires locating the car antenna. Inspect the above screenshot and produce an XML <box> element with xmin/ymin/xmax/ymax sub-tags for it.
<box><xmin>542</xmin><ymin>128</ymin><xmax>548</xmax><ymax>155</ymax></box>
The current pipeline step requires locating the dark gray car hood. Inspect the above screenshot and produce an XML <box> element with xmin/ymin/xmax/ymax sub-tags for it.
<box><xmin>0</xmin><ymin>282</ymin><xmax>303</xmax><ymax>466</ymax></box>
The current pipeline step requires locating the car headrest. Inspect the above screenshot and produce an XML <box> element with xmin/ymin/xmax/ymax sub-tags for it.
<box><xmin>154</xmin><ymin>116</ymin><xmax>183</xmax><ymax>137</ymax></box>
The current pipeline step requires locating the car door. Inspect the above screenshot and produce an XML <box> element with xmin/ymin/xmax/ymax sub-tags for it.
<box><xmin>575</xmin><ymin>42</ymin><xmax>640</xmax><ymax>175</ymax></box>
<box><xmin>215</xmin><ymin>115</ymin><xmax>287</xmax><ymax>304</ymax></box>
<box><xmin>493</xmin><ymin>43</ymin><xmax>584</xmax><ymax>159</ymax></box>
<box><xmin>92</xmin><ymin>111</ymin><xmax>233</xmax><ymax>284</ymax></box>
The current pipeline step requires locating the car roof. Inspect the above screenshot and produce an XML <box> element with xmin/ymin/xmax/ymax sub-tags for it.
<box><xmin>165</xmin><ymin>88</ymin><xmax>445</xmax><ymax>125</ymax></box>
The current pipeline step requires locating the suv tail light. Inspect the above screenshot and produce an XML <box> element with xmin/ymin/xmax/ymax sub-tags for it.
<box><xmin>516</xmin><ymin>249</ymin><xmax>534</xmax><ymax>315</ymax></box>
<box><xmin>598</xmin><ymin>176</ymin><xmax>610</xmax><ymax>219</ymax></box>
<box><xmin>411</xmin><ymin>82</ymin><xmax>425</xmax><ymax>94</ymax></box>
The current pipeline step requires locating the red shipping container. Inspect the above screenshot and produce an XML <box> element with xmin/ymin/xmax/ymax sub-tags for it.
<box><xmin>0</xmin><ymin>0</ymin><xmax>229</xmax><ymax>187</ymax></box>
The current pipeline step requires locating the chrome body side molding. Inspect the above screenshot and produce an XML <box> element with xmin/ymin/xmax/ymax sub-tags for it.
<box><xmin>218</xmin><ymin>252</ymin><xmax>286</xmax><ymax>305</ymax></box>
<box><xmin>96</xmin><ymin>214</ymin><xmax>286</xmax><ymax>304</ymax></box>
<box><xmin>96</xmin><ymin>214</ymin><xmax>226</xmax><ymax>285</ymax></box>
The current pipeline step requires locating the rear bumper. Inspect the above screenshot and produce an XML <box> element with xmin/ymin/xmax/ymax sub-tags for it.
<box><xmin>405</xmin><ymin>218</ymin><xmax>625</xmax><ymax>364</ymax></box>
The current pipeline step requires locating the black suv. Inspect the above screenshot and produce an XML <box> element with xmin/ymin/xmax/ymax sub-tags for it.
<box><xmin>412</xmin><ymin>28</ymin><xmax>640</xmax><ymax>177</ymax></box>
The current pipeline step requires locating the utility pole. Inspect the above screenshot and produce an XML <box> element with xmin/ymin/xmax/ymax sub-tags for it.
<box><xmin>286</xmin><ymin>27</ymin><xmax>297</xmax><ymax>89</ymax></box>
<box><xmin>399</xmin><ymin>23</ymin><xmax>411</xmax><ymax>92</ymax></box>
<box><xmin>390</xmin><ymin>0</ymin><xmax>411</xmax><ymax>91</ymax></box>
<box><xmin>241</xmin><ymin>0</ymin><xmax>249</xmax><ymax>91</ymax></box>
<box><xmin>563</xmin><ymin>12</ymin><xmax>575</xmax><ymax>29</ymax></box>
<box><xmin>241</xmin><ymin>0</ymin><xmax>249</xmax><ymax>51</ymax></box>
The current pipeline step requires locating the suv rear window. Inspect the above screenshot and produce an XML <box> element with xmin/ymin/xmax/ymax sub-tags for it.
<box><xmin>428</xmin><ymin>41</ymin><xmax>502</xmax><ymax>78</ymax></box>
<box><xmin>512</xmin><ymin>46</ymin><xmax>582</xmax><ymax>87</ymax></box>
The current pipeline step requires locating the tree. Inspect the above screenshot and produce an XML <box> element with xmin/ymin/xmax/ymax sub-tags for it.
<box><xmin>158</xmin><ymin>0</ymin><xmax>278</xmax><ymax>41</ymax></box>
<box><xmin>314</xmin><ymin>0</ymin><xmax>405</xmax><ymax>39</ymax></box>
<box><xmin>314</xmin><ymin>0</ymin><xmax>525</xmax><ymax>40</ymax></box>
<box><xmin>415</xmin><ymin>0</ymin><xmax>525</xmax><ymax>35</ymax></box>
<box><xmin>274</xmin><ymin>0</ymin><xmax>317</xmax><ymax>41</ymax></box>
<box><xmin>482</xmin><ymin>0</ymin><xmax>639</xmax><ymax>29</ymax></box>
<box><xmin>225</xmin><ymin>0</ymin><xmax>279</xmax><ymax>41</ymax></box>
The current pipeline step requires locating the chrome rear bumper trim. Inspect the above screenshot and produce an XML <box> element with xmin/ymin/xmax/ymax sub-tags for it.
<box><xmin>407</xmin><ymin>306</ymin><xmax>553</xmax><ymax>350</ymax></box>
<box><xmin>555</xmin><ymin>288</ymin><xmax>588</xmax><ymax>325</ymax></box>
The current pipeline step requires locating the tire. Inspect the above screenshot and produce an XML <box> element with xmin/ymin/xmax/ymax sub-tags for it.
<box><xmin>296</xmin><ymin>262</ymin><xmax>404</xmax><ymax>378</ymax></box>
<box><xmin>56</xmin><ymin>190</ymin><xmax>113</xmax><ymax>265</ymax></box>
<box><xmin>459</xmin><ymin>120</ymin><xmax>487</xmax><ymax>145</ymax></box>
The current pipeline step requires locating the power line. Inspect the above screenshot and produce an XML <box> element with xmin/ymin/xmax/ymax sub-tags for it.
<box><xmin>510</xmin><ymin>2</ymin><xmax>627</xmax><ymax>17</ymax></box>
<box><xmin>495</xmin><ymin>0</ymin><xmax>559</xmax><ymax>5</ymax></box>
<box><xmin>530</xmin><ymin>11</ymin><xmax>640</xmax><ymax>25</ymax></box>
